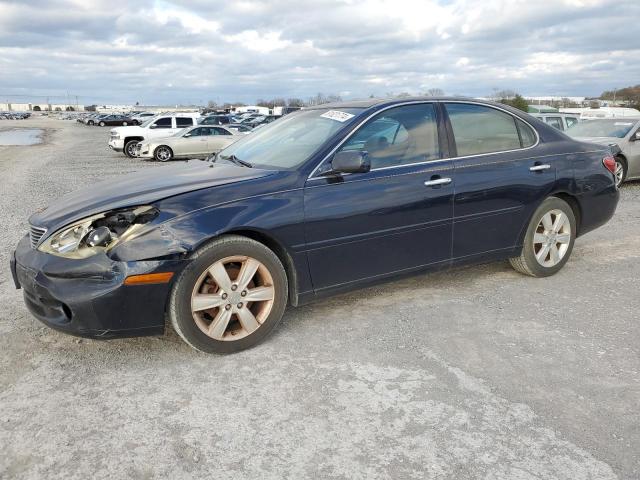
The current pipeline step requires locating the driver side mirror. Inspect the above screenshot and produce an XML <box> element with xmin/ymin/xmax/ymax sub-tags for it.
<box><xmin>184</xmin><ymin>133</ymin><xmax>192</xmax><ymax>137</ymax></box>
<box><xmin>149</xmin><ymin>124</ymin><xmax>157</xmax><ymax>129</ymax></box>
<box><xmin>632</xmin><ymin>131</ymin><xmax>640</xmax><ymax>142</ymax></box>
<box><xmin>330</xmin><ymin>151</ymin><xmax>371</xmax><ymax>174</ymax></box>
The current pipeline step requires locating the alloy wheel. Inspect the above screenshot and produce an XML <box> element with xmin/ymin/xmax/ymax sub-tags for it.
<box><xmin>191</xmin><ymin>255</ymin><xmax>275</xmax><ymax>341</ymax></box>
<box><xmin>614</xmin><ymin>160</ymin><xmax>624</xmax><ymax>187</ymax></box>
<box><xmin>533</xmin><ymin>209</ymin><xmax>572</xmax><ymax>267</ymax></box>
<box><xmin>155</xmin><ymin>146</ymin><xmax>172</xmax><ymax>161</ymax></box>
<box><xmin>126</xmin><ymin>142</ymin><xmax>138</xmax><ymax>157</ymax></box>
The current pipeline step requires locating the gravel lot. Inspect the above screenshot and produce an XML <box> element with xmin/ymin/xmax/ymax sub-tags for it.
<box><xmin>1</xmin><ymin>118</ymin><xmax>638</xmax><ymax>479</ymax></box>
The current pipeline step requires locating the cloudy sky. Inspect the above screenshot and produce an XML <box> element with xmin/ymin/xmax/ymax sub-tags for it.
<box><xmin>0</xmin><ymin>0</ymin><xmax>638</xmax><ymax>105</ymax></box>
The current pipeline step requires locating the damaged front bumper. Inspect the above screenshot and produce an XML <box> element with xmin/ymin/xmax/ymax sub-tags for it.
<box><xmin>11</xmin><ymin>234</ymin><xmax>189</xmax><ymax>339</ymax></box>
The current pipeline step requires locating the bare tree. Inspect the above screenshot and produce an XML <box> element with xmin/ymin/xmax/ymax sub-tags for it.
<box><xmin>490</xmin><ymin>89</ymin><xmax>517</xmax><ymax>100</ymax></box>
<box><xmin>426</xmin><ymin>88</ymin><xmax>445</xmax><ymax>97</ymax></box>
<box><xmin>307</xmin><ymin>93</ymin><xmax>342</xmax><ymax>106</ymax></box>
<box><xmin>287</xmin><ymin>98</ymin><xmax>304</xmax><ymax>107</ymax></box>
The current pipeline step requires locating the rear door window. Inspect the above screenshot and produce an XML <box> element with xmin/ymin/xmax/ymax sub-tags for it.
<box><xmin>445</xmin><ymin>103</ymin><xmax>524</xmax><ymax>156</ymax></box>
<box><xmin>176</xmin><ymin>117</ymin><xmax>194</xmax><ymax>128</ymax></box>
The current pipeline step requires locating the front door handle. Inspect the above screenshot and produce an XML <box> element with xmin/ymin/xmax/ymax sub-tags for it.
<box><xmin>530</xmin><ymin>164</ymin><xmax>551</xmax><ymax>172</ymax></box>
<box><xmin>424</xmin><ymin>177</ymin><xmax>452</xmax><ymax>187</ymax></box>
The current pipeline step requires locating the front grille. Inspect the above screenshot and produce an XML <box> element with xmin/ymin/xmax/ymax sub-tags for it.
<box><xmin>29</xmin><ymin>225</ymin><xmax>47</xmax><ymax>249</ymax></box>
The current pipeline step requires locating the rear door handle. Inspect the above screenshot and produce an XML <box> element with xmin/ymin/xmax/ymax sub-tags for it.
<box><xmin>530</xmin><ymin>164</ymin><xmax>551</xmax><ymax>172</ymax></box>
<box><xmin>424</xmin><ymin>177</ymin><xmax>452</xmax><ymax>187</ymax></box>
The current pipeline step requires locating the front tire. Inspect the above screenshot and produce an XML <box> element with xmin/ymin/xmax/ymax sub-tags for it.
<box><xmin>510</xmin><ymin>197</ymin><xmax>576</xmax><ymax>277</ymax></box>
<box><xmin>124</xmin><ymin>140</ymin><xmax>138</xmax><ymax>158</ymax></box>
<box><xmin>154</xmin><ymin>145</ymin><xmax>173</xmax><ymax>162</ymax></box>
<box><xmin>169</xmin><ymin>235</ymin><xmax>288</xmax><ymax>354</ymax></box>
<box><xmin>614</xmin><ymin>156</ymin><xmax>627</xmax><ymax>187</ymax></box>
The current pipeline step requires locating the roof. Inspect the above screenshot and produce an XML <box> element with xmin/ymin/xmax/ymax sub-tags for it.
<box><xmin>305</xmin><ymin>96</ymin><xmax>495</xmax><ymax>110</ymax></box>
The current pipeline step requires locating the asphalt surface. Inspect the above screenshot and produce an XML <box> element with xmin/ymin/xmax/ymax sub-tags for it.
<box><xmin>0</xmin><ymin>118</ymin><xmax>638</xmax><ymax>479</ymax></box>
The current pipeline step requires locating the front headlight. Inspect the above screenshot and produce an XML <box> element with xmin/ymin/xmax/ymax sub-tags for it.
<box><xmin>38</xmin><ymin>206</ymin><xmax>158</xmax><ymax>259</ymax></box>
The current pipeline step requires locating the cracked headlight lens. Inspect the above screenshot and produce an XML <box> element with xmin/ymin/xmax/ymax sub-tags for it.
<box><xmin>38</xmin><ymin>206</ymin><xmax>158</xmax><ymax>259</ymax></box>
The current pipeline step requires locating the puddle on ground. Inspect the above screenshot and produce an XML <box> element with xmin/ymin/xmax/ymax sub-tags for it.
<box><xmin>0</xmin><ymin>129</ymin><xmax>44</xmax><ymax>146</ymax></box>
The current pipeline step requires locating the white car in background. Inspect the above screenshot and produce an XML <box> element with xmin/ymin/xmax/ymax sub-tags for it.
<box><xmin>135</xmin><ymin>125</ymin><xmax>243</xmax><ymax>161</ymax></box>
<box><xmin>108</xmin><ymin>113</ymin><xmax>201</xmax><ymax>157</ymax></box>
<box><xmin>131</xmin><ymin>112</ymin><xmax>156</xmax><ymax>125</ymax></box>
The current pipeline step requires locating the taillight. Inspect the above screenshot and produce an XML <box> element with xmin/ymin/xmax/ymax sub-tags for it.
<box><xmin>602</xmin><ymin>155</ymin><xmax>616</xmax><ymax>174</ymax></box>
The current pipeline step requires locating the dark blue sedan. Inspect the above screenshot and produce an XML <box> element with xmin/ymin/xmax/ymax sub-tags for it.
<box><xmin>11</xmin><ymin>98</ymin><xmax>619</xmax><ymax>353</ymax></box>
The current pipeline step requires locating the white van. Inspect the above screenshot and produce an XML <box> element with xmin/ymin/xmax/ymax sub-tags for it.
<box><xmin>108</xmin><ymin>112</ymin><xmax>201</xmax><ymax>157</ymax></box>
<box><xmin>530</xmin><ymin>113</ymin><xmax>580</xmax><ymax>132</ymax></box>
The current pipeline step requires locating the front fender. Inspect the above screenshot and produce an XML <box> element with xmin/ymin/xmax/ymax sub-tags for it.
<box><xmin>109</xmin><ymin>187</ymin><xmax>306</xmax><ymax>269</ymax></box>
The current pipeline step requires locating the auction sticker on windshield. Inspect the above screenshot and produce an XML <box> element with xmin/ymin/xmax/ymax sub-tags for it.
<box><xmin>320</xmin><ymin>110</ymin><xmax>355</xmax><ymax>122</ymax></box>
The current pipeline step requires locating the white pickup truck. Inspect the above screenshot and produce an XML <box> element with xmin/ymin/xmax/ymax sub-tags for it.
<box><xmin>108</xmin><ymin>113</ymin><xmax>201</xmax><ymax>157</ymax></box>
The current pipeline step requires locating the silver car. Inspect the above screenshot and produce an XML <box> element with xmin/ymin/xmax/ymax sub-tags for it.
<box><xmin>566</xmin><ymin>118</ymin><xmax>640</xmax><ymax>186</ymax></box>
<box><xmin>136</xmin><ymin>125</ymin><xmax>243</xmax><ymax>162</ymax></box>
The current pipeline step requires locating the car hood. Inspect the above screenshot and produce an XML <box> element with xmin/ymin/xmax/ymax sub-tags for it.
<box><xmin>29</xmin><ymin>161</ymin><xmax>276</xmax><ymax>231</ymax></box>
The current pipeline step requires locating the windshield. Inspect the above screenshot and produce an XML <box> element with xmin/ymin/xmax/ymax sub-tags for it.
<box><xmin>218</xmin><ymin>108</ymin><xmax>362</xmax><ymax>169</ymax></box>
<box><xmin>567</xmin><ymin>119</ymin><xmax>637</xmax><ymax>139</ymax></box>
<box><xmin>173</xmin><ymin>127</ymin><xmax>192</xmax><ymax>137</ymax></box>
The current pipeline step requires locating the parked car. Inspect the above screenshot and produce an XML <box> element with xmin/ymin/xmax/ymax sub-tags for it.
<box><xmin>131</xmin><ymin>112</ymin><xmax>156</xmax><ymax>125</ymax></box>
<box><xmin>108</xmin><ymin>113</ymin><xmax>201</xmax><ymax>157</ymax></box>
<box><xmin>240</xmin><ymin>114</ymin><xmax>264</xmax><ymax>124</ymax></box>
<box><xmin>244</xmin><ymin>115</ymin><xmax>280</xmax><ymax>128</ymax></box>
<box><xmin>530</xmin><ymin>113</ymin><xmax>580</xmax><ymax>131</ymax></box>
<box><xmin>95</xmin><ymin>114</ymin><xmax>134</xmax><ymax>127</ymax></box>
<box><xmin>84</xmin><ymin>114</ymin><xmax>110</xmax><ymax>125</ymax></box>
<box><xmin>135</xmin><ymin>125</ymin><xmax>243</xmax><ymax>161</ymax></box>
<box><xmin>566</xmin><ymin>117</ymin><xmax>640</xmax><ymax>186</ymax></box>
<box><xmin>12</xmin><ymin>97</ymin><xmax>619</xmax><ymax>354</ymax></box>
<box><xmin>1</xmin><ymin>112</ymin><xmax>31</xmax><ymax>120</ymax></box>
<box><xmin>199</xmin><ymin>115</ymin><xmax>232</xmax><ymax>126</ymax></box>
<box><xmin>226</xmin><ymin>123</ymin><xmax>253</xmax><ymax>134</ymax></box>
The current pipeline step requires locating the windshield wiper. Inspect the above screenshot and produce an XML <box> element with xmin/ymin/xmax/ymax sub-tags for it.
<box><xmin>217</xmin><ymin>153</ymin><xmax>252</xmax><ymax>168</ymax></box>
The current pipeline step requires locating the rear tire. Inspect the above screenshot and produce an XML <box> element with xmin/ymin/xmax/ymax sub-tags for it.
<box><xmin>509</xmin><ymin>197</ymin><xmax>576</xmax><ymax>277</ymax></box>
<box><xmin>154</xmin><ymin>145</ymin><xmax>173</xmax><ymax>162</ymax></box>
<box><xmin>169</xmin><ymin>235</ymin><xmax>288</xmax><ymax>354</ymax></box>
<box><xmin>99</xmin><ymin>121</ymin><xmax>105</xmax><ymax>127</ymax></box>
